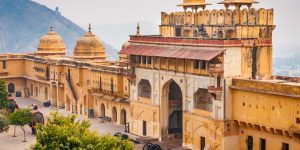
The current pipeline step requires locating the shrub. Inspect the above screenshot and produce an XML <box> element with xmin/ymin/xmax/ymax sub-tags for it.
<box><xmin>0</xmin><ymin>79</ymin><xmax>8</xmax><ymax>110</ymax></box>
<box><xmin>0</xmin><ymin>110</ymin><xmax>9</xmax><ymax>133</ymax></box>
<box><xmin>9</xmin><ymin>109</ymin><xmax>33</xmax><ymax>142</ymax></box>
<box><xmin>31</xmin><ymin>112</ymin><xmax>133</xmax><ymax>150</ymax></box>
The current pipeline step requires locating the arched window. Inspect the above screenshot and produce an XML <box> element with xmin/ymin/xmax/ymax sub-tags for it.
<box><xmin>8</xmin><ymin>83</ymin><xmax>15</xmax><ymax>93</ymax></box>
<box><xmin>138</xmin><ymin>79</ymin><xmax>151</xmax><ymax>98</ymax></box>
<box><xmin>194</xmin><ymin>88</ymin><xmax>212</xmax><ymax>112</ymax></box>
<box><xmin>218</xmin><ymin>31</ymin><xmax>223</xmax><ymax>38</ymax></box>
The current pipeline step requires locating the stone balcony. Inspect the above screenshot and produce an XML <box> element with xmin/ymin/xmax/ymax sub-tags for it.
<box><xmin>0</xmin><ymin>69</ymin><xmax>8</xmax><ymax>76</ymax></box>
<box><xmin>126</xmin><ymin>74</ymin><xmax>136</xmax><ymax>81</ymax></box>
<box><xmin>208</xmin><ymin>63</ymin><xmax>224</xmax><ymax>74</ymax></box>
<box><xmin>208</xmin><ymin>86</ymin><xmax>223</xmax><ymax>100</ymax></box>
<box><xmin>35</xmin><ymin>75</ymin><xmax>49</xmax><ymax>81</ymax></box>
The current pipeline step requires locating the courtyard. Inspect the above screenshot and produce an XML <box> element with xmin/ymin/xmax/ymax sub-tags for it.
<box><xmin>0</xmin><ymin>97</ymin><xmax>185</xmax><ymax>150</ymax></box>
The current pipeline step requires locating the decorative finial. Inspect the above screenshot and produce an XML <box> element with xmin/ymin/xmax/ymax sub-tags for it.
<box><xmin>50</xmin><ymin>26</ymin><xmax>53</xmax><ymax>31</ymax></box>
<box><xmin>136</xmin><ymin>23</ymin><xmax>141</xmax><ymax>36</ymax></box>
<box><xmin>88</xmin><ymin>23</ymin><xmax>91</xmax><ymax>32</ymax></box>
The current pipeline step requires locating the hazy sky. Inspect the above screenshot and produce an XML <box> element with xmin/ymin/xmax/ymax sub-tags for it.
<box><xmin>33</xmin><ymin>0</ymin><xmax>300</xmax><ymax>52</ymax></box>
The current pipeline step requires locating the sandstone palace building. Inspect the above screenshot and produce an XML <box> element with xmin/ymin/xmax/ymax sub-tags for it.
<box><xmin>1</xmin><ymin>0</ymin><xmax>300</xmax><ymax>149</ymax></box>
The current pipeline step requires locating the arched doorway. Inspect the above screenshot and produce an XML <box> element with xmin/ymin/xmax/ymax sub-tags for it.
<box><xmin>100</xmin><ymin>103</ymin><xmax>105</xmax><ymax>117</ymax></box>
<box><xmin>112</xmin><ymin>107</ymin><xmax>117</xmax><ymax>123</ymax></box>
<box><xmin>161</xmin><ymin>80</ymin><xmax>183</xmax><ymax>138</ymax></box>
<box><xmin>8</xmin><ymin>83</ymin><xmax>15</xmax><ymax>93</ymax></box>
<box><xmin>120</xmin><ymin>109</ymin><xmax>127</xmax><ymax>125</ymax></box>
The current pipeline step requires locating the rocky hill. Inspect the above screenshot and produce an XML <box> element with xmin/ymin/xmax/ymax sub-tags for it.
<box><xmin>0</xmin><ymin>0</ymin><xmax>118</xmax><ymax>60</ymax></box>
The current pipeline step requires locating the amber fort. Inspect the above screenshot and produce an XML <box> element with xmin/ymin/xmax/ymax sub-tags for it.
<box><xmin>1</xmin><ymin>0</ymin><xmax>300</xmax><ymax>149</ymax></box>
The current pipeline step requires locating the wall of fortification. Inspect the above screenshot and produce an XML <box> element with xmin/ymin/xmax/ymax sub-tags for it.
<box><xmin>161</xmin><ymin>8</ymin><xmax>273</xmax><ymax>26</ymax></box>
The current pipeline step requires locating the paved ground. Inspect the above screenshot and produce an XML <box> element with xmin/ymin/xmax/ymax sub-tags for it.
<box><xmin>0</xmin><ymin>98</ymin><xmax>187</xmax><ymax>150</ymax></box>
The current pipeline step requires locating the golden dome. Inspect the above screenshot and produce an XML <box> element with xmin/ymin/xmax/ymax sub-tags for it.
<box><xmin>119</xmin><ymin>41</ymin><xmax>130</xmax><ymax>61</ymax></box>
<box><xmin>37</xmin><ymin>26</ymin><xmax>66</xmax><ymax>56</ymax></box>
<box><xmin>74</xmin><ymin>24</ymin><xmax>106</xmax><ymax>60</ymax></box>
<box><xmin>122</xmin><ymin>41</ymin><xmax>130</xmax><ymax>49</ymax></box>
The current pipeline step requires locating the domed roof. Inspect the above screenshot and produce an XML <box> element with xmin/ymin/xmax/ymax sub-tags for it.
<box><xmin>119</xmin><ymin>41</ymin><xmax>130</xmax><ymax>61</ymax></box>
<box><xmin>37</xmin><ymin>26</ymin><xmax>66</xmax><ymax>56</ymax></box>
<box><xmin>74</xmin><ymin>24</ymin><xmax>106</xmax><ymax>60</ymax></box>
<box><xmin>122</xmin><ymin>41</ymin><xmax>130</xmax><ymax>49</ymax></box>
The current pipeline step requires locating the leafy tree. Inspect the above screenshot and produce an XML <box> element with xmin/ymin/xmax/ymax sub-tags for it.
<box><xmin>0</xmin><ymin>110</ymin><xmax>9</xmax><ymax>133</ymax></box>
<box><xmin>8</xmin><ymin>108</ymin><xmax>32</xmax><ymax>142</ymax></box>
<box><xmin>31</xmin><ymin>112</ymin><xmax>133</xmax><ymax>150</ymax></box>
<box><xmin>0</xmin><ymin>79</ymin><xmax>8</xmax><ymax>110</ymax></box>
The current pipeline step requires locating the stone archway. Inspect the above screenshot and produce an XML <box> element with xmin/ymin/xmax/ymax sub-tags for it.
<box><xmin>161</xmin><ymin>79</ymin><xmax>183</xmax><ymax>139</ymax></box>
<box><xmin>100</xmin><ymin>103</ymin><xmax>105</xmax><ymax>117</ymax></box>
<box><xmin>112</xmin><ymin>106</ymin><xmax>117</xmax><ymax>123</ymax></box>
<box><xmin>120</xmin><ymin>109</ymin><xmax>127</xmax><ymax>125</ymax></box>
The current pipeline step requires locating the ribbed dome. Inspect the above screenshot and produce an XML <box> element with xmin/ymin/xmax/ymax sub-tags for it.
<box><xmin>37</xmin><ymin>27</ymin><xmax>66</xmax><ymax>56</ymax></box>
<box><xmin>74</xmin><ymin>25</ymin><xmax>106</xmax><ymax>60</ymax></box>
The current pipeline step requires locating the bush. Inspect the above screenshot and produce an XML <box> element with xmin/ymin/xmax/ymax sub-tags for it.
<box><xmin>0</xmin><ymin>110</ymin><xmax>9</xmax><ymax>133</ymax></box>
<box><xmin>31</xmin><ymin>112</ymin><xmax>133</xmax><ymax>150</ymax></box>
<box><xmin>0</xmin><ymin>79</ymin><xmax>8</xmax><ymax>110</ymax></box>
<box><xmin>9</xmin><ymin>109</ymin><xmax>33</xmax><ymax>142</ymax></box>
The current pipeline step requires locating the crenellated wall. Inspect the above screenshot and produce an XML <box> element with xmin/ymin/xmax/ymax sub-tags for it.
<box><xmin>161</xmin><ymin>8</ymin><xmax>273</xmax><ymax>26</ymax></box>
<box><xmin>160</xmin><ymin>8</ymin><xmax>274</xmax><ymax>38</ymax></box>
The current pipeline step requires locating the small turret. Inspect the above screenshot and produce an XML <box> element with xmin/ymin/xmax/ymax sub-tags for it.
<box><xmin>218</xmin><ymin>0</ymin><xmax>258</xmax><ymax>9</ymax></box>
<box><xmin>136</xmin><ymin>23</ymin><xmax>141</xmax><ymax>36</ymax></box>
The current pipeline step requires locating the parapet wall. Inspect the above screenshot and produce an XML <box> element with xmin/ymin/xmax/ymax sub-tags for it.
<box><xmin>161</xmin><ymin>8</ymin><xmax>273</xmax><ymax>26</ymax></box>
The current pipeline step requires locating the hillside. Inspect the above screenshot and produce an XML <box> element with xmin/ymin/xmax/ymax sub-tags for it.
<box><xmin>0</xmin><ymin>0</ymin><xmax>118</xmax><ymax>60</ymax></box>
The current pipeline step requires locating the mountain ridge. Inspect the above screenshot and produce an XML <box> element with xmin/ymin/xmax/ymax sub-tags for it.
<box><xmin>0</xmin><ymin>0</ymin><xmax>118</xmax><ymax>60</ymax></box>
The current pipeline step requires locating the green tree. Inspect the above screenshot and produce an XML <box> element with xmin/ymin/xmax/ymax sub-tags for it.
<box><xmin>31</xmin><ymin>112</ymin><xmax>133</xmax><ymax>150</ymax></box>
<box><xmin>0</xmin><ymin>110</ymin><xmax>9</xmax><ymax>133</ymax></box>
<box><xmin>0</xmin><ymin>79</ymin><xmax>8</xmax><ymax>110</ymax></box>
<box><xmin>9</xmin><ymin>109</ymin><xmax>33</xmax><ymax>142</ymax></box>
